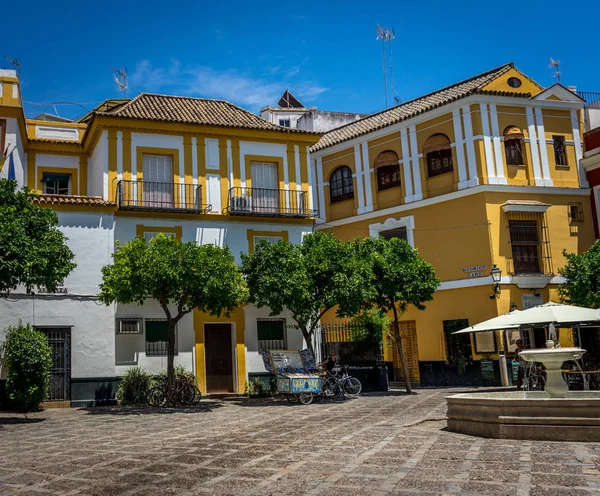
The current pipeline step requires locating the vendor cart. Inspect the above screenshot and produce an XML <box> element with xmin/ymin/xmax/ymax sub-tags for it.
<box><xmin>261</xmin><ymin>349</ymin><xmax>323</xmax><ymax>404</ymax></box>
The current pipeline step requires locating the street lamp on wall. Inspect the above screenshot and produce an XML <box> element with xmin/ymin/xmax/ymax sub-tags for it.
<box><xmin>490</xmin><ymin>264</ymin><xmax>502</xmax><ymax>299</ymax></box>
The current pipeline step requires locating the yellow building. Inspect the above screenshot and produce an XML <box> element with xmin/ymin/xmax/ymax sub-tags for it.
<box><xmin>0</xmin><ymin>71</ymin><xmax>320</xmax><ymax>404</ymax></box>
<box><xmin>311</xmin><ymin>63</ymin><xmax>595</xmax><ymax>386</ymax></box>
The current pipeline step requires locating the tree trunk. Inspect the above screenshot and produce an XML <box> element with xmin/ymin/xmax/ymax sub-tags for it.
<box><xmin>391</xmin><ymin>303</ymin><xmax>412</xmax><ymax>394</ymax></box>
<box><xmin>300</xmin><ymin>326</ymin><xmax>314</xmax><ymax>358</ymax></box>
<box><xmin>166</xmin><ymin>319</ymin><xmax>177</xmax><ymax>407</ymax></box>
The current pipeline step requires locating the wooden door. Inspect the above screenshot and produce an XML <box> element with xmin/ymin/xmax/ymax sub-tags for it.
<box><xmin>204</xmin><ymin>324</ymin><xmax>234</xmax><ymax>393</ymax></box>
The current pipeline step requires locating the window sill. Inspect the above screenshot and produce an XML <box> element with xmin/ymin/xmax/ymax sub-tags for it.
<box><xmin>510</xmin><ymin>274</ymin><xmax>554</xmax><ymax>289</ymax></box>
<box><xmin>377</xmin><ymin>184</ymin><xmax>401</xmax><ymax>192</ymax></box>
<box><xmin>330</xmin><ymin>197</ymin><xmax>355</xmax><ymax>205</ymax></box>
<box><xmin>555</xmin><ymin>165</ymin><xmax>570</xmax><ymax>170</ymax></box>
<box><xmin>427</xmin><ymin>170</ymin><xmax>454</xmax><ymax>179</ymax></box>
<box><xmin>507</xmin><ymin>164</ymin><xmax>526</xmax><ymax>167</ymax></box>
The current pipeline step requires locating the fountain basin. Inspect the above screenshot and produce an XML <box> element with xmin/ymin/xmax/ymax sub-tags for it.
<box><xmin>447</xmin><ymin>391</ymin><xmax>600</xmax><ymax>442</ymax></box>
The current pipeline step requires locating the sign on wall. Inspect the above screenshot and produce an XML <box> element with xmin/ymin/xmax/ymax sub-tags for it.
<box><xmin>462</xmin><ymin>264</ymin><xmax>487</xmax><ymax>278</ymax></box>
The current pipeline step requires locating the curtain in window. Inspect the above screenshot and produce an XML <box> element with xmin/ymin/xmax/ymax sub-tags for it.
<box><xmin>143</xmin><ymin>154</ymin><xmax>173</xmax><ymax>207</ymax></box>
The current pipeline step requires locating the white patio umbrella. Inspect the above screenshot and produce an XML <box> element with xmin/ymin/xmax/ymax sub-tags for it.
<box><xmin>500</xmin><ymin>301</ymin><xmax>600</xmax><ymax>327</ymax></box>
<box><xmin>453</xmin><ymin>310</ymin><xmax>522</xmax><ymax>335</ymax></box>
<box><xmin>453</xmin><ymin>302</ymin><xmax>600</xmax><ymax>335</ymax></box>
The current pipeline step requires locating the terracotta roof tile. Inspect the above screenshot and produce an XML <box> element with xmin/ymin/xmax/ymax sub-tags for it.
<box><xmin>33</xmin><ymin>194</ymin><xmax>116</xmax><ymax>207</ymax></box>
<box><xmin>95</xmin><ymin>93</ymin><xmax>319</xmax><ymax>134</ymax></box>
<box><xmin>312</xmin><ymin>63</ymin><xmax>530</xmax><ymax>151</ymax></box>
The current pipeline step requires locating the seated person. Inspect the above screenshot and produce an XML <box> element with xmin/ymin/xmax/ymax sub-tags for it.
<box><xmin>322</xmin><ymin>351</ymin><xmax>339</xmax><ymax>374</ymax></box>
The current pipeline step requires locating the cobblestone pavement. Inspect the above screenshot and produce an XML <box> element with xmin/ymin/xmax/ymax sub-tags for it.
<box><xmin>1</xmin><ymin>388</ymin><xmax>600</xmax><ymax>495</ymax></box>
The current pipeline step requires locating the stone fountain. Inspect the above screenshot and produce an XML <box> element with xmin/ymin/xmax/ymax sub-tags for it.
<box><xmin>447</xmin><ymin>341</ymin><xmax>600</xmax><ymax>441</ymax></box>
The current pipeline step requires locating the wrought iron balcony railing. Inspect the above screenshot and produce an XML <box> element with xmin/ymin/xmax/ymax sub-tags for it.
<box><xmin>117</xmin><ymin>180</ymin><xmax>211</xmax><ymax>213</ymax></box>
<box><xmin>225</xmin><ymin>187</ymin><xmax>314</xmax><ymax>218</ymax></box>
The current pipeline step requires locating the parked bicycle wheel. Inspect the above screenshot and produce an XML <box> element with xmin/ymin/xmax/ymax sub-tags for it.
<box><xmin>299</xmin><ymin>392</ymin><xmax>314</xmax><ymax>405</ymax></box>
<box><xmin>178</xmin><ymin>384</ymin><xmax>197</xmax><ymax>405</ymax></box>
<box><xmin>146</xmin><ymin>387</ymin><xmax>166</xmax><ymax>407</ymax></box>
<box><xmin>324</xmin><ymin>377</ymin><xmax>340</xmax><ymax>397</ymax></box>
<box><xmin>342</xmin><ymin>377</ymin><xmax>362</xmax><ymax>397</ymax></box>
<box><xmin>190</xmin><ymin>386</ymin><xmax>202</xmax><ymax>404</ymax></box>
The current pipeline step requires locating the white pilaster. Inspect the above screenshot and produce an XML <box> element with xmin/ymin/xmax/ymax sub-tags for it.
<box><xmin>480</xmin><ymin>104</ymin><xmax>497</xmax><ymax>184</ymax></box>
<box><xmin>489</xmin><ymin>104</ymin><xmax>507</xmax><ymax>184</ymax></box>
<box><xmin>461</xmin><ymin>105</ymin><xmax>479</xmax><ymax>187</ymax></box>
<box><xmin>354</xmin><ymin>144</ymin><xmax>365</xmax><ymax>214</ymax></box>
<box><xmin>361</xmin><ymin>143</ymin><xmax>373</xmax><ymax>213</ymax></box>
<box><xmin>226</xmin><ymin>140</ymin><xmax>233</xmax><ymax>190</ymax></box>
<box><xmin>131</xmin><ymin>134</ymin><xmax>137</xmax><ymax>181</ymax></box>
<box><xmin>283</xmin><ymin>148</ymin><xmax>290</xmax><ymax>210</ymax></box>
<box><xmin>294</xmin><ymin>145</ymin><xmax>302</xmax><ymax>191</ymax></box>
<box><xmin>191</xmin><ymin>137</ymin><xmax>198</xmax><ymax>186</ymax></box>
<box><xmin>306</xmin><ymin>147</ymin><xmax>314</xmax><ymax>210</ymax></box>
<box><xmin>239</xmin><ymin>147</ymin><xmax>246</xmax><ymax>188</ymax></box>
<box><xmin>409</xmin><ymin>125</ymin><xmax>423</xmax><ymax>201</ymax></box>
<box><xmin>452</xmin><ymin>109</ymin><xmax>468</xmax><ymax>189</ymax></box>
<box><xmin>316</xmin><ymin>157</ymin><xmax>325</xmax><ymax>221</ymax></box>
<box><xmin>534</xmin><ymin>107</ymin><xmax>553</xmax><ymax>187</ymax></box>
<box><xmin>526</xmin><ymin>107</ymin><xmax>544</xmax><ymax>186</ymax></box>
<box><xmin>400</xmin><ymin>128</ymin><xmax>414</xmax><ymax>202</ymax></box>
<box><xmin>571</xmin><ymin>110</ymin><xmax>588</xmax><ymax>188</ymax></box>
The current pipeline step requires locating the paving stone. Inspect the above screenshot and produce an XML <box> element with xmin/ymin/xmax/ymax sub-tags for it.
<box><xmin>0</xmin><ymin>388</ymin><xmax>599</xmax><ymax>495</ymax></box>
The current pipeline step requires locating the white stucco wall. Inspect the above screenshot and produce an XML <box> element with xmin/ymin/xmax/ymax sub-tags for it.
<box><xmin>0</xmin><ymin>210</ymin><xmax>116</xmax><ymax>379</ymax></box>
<box><xmin>35</xmin><ymin>154</ymin><xmax>80</xmax><ymax>194</ymax></box>
<box><xmin>114</xmin><ymin>216</ymin><xmax>312</xmax><ymax>263</ymax></box>
<box><xmin>244</xmin><ymin>305</ymin><xmax>306</xmax><ymax>374</ymax></box>
<box><xmin>0</xmin><ymin>117</ymin><xmax>25</xmax><ymax>186</ymax></box>
<box><xmin>115</xmin><ymin>300</ymin><xmax>194</xmax><ymax>376</ymax></box>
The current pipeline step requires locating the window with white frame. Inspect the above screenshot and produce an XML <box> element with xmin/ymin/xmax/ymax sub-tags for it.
<box><xmin>279</xmin><ymin>119</ymin><xmax>291</xmax><ymax>128</ymax></box>
<box><xmin>254</xmin><ymin>235</ymin><xmax>283</xmax><ymax>246</ymax></box>
<box><xmin>369</xmin><ymin>216</ymin><xmax>415</xmax><ymax>247</ymax></box>
<box><xmin>116</xmin><ymin>318</ymin><xmax>143</xmax><ymax>334</ymax></box>
<box><xmin>42</xmin><ymin>172</ymin><xmax>71</xmax><ymax>195</ymax></box>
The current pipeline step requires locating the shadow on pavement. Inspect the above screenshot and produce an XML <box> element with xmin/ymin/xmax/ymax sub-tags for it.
<box><xmin>79</xmin><ymin>402</ymin><xmax>224</xmax><ymax>416</ymax></box>
<box><xmin>0</xmin><ymin>416</ymin><xmax>46</xmax><ymax>426</ymax></box>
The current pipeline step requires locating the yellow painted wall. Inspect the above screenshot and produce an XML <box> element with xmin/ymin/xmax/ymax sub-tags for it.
<box><xmin>321</xmin><ymin>146</ymin><xmax>358</xmax><ymax>221</ymax></box>
<box><xmin>480</xmin><ymin>67</ymin><xmax>543</xmax><ymax>95</ymax></box>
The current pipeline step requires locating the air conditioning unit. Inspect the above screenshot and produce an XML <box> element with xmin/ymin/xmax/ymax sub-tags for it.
<box><xmin>231</xmin><ymin>196</ymin><xmax>253</xmax><ymax>212</ymax></box>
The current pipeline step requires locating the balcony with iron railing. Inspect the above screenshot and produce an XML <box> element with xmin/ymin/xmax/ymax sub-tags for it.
<box><xmin>225</xmin><ymin>187</ymin><xmax>314</xmax><ymax>218</ymax></box>
<box><xmin>117</xmin><ymin>180</ymin><xmax>212</xmax><ymax>213</ymax></box>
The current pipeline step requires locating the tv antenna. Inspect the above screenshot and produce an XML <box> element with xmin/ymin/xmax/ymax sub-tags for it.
<box><xmin>4</xmin><ymin>56</ymin><xmax>21</xmax><ymax>77</ymax></box>
<box><xmin>376</xmin><ymin>25</ymin><xmax>398</xmax><ymax>108</ymax></box>
<box><xmin>549</xmin><ymin>57</ymin><xmax>561</xmax><ymax>83</ymax></box>
<box><xmin>111</xmin><ymin>66</ymin><xmax>128</xmax><ymax>97</ymax></box>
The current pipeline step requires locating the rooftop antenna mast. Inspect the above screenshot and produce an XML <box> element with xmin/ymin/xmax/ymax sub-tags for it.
<box><xmin>4</xmin><ymin>56</ymin><xmax>21</xmax><ymax>77</ymax></box>
<box><xmin>549</xmin><ymin>57</ymin><xmax>561</xmax><ymax>83</ymax></box>
<box><xmin>376</xmin><ymin>25</ymin><xmax>397</xmax><ymax>108</ymax></box>
<box><xmin>111</xmin><ymin>66</ymin><xmax>128</xmax><ymax>98</ymax></box>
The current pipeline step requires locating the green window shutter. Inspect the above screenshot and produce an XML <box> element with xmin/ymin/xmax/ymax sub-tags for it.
<box><xmin>257</xmin><ymin>320</ymin><xmax>284</xmax><ymax>341</ymax></box>
<box><xmin>146</xmin><ymin>320</ymin><xmax>169</xmax><ymax>342</ymax></box>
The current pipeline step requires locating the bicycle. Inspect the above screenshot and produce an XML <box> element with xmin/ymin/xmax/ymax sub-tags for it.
<box><xmin>323</xmin><ymin>365</ymin><xmax>362</xmax><ymax>399</ymax></box>
<box><xmin>146</xmin><ymin>374</ymin><xmax>202</xmax><ymax>407</ymax></box>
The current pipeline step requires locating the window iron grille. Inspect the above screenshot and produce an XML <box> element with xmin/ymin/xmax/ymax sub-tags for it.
<box><xmin>568</xmin><ymin>202</ymin><xmax>584</xmax><ymax>223</ymax></box>
<box><xmin>506</xmin><ymin>211</ymin><xmax>552</xmax><ymax>275</ymax></box>
<box><xmin>553</xmin><ymin>136</ymin><xmax>568</xmax><ymax>166</ymax></box>
<box><xmin>117</xmin><ymin>318</ymin><xmax>143</xmax><ymax>334</ymax></box>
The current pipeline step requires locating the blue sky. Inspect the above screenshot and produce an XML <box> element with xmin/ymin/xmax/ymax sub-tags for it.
<box><xmin>4</xmin><ymin>0</ymin><xmax>599</xmax><ymax>120</ymax></box>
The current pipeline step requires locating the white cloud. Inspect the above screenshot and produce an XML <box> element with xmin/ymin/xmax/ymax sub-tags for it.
<box><xmin>129</xmin><ymin>60</ymin><xmax>327</xmax><ymax>110</ymax></box>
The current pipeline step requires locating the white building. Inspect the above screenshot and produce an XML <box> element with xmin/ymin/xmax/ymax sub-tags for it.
<box><xmin>0</xmin><ymin>71</ymin><xmax>320</xmax><ymax>406</ymax></box>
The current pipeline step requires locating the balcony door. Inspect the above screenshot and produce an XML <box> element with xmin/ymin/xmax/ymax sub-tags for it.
<box><xmin>251</xmin><ymin>161</ymin><xmax>279</xmax><ymax>214</ymax></box>
<box><xmin>143</xmin><ymin>154</ymin><xmax>174</xmax><ymax>208</ymax></box>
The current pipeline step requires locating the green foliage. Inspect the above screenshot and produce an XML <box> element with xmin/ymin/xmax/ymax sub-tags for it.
<box><xmin>558</xmin><ymin>241</ymin><xmax>600</xmax><ymax>308</ymax></box>
<box><xmin>3</xmin><ymin>322</ymin><xmax>53</xmax><ymax>411</ymax></box>
<box><xmin>153</xmin><ymin>365</ymin><xmax>196</xmax><ymax>385</ymax></box>
<box><xmin>350</xmin><ymin>309</ymin><xmax>392</xmax><ymax>346</ymax></box>
<box><xmin>0</xmin><ymin>179</ymin><xmax>76</xmax><ymax>296</ymax></box>
<box><xmin>99</xmin><ymin>234</ymin><xmax>247</xmax><ymax>405</ymax></box>
<box><xmin>360</xmin><ymin>237</ymin><xmax>439</xmax><ymax>393</ymax></box>
<box><xmin>245</xmin><ymin>377</ymin><xmax>276</xmax><ymax>397</ymax></box>
<box><xmin>116</xmin><ymin>367</ymin><xmax>152</xmax><ymax>405</ymax></box>
<box><xmin>241</xmin><ymin>231</ymin><xmax>373</xmax><ymax>354</ymax></box>
<box><xmin>360</xmin><ymin>237</ymin><xmax>440</xmax><ymax>314</ymax></box>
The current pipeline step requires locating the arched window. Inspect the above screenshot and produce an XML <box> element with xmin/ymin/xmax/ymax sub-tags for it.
<box><xmin>504</xmin><ymin>126</ymin><xmax>524</xmax><ymax>165</ymax></box>
<box><xmin>375</xmin><ymin>151</ymin><xmax>401</xmax><ymax>191</ymax></box>
<box><xmin>329</xmin><ymin>166</ymin><xmax>354</xmax><ymax>203</ymax></box>
<box><xmin>424</xmin><ymin>134</ymin><xmax>453</xmax><ymax>177</ymax></box>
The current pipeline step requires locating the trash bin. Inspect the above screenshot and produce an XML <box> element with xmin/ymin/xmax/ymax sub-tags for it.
<box><xmin>511</xmin><ymin>360</ymin><xmax>520</xmax><ymax>382</ymax></box>
<box><xmin>377</xmin><ymin>364</ymin><xmax>389</xmax><ymax>391</ymax></box>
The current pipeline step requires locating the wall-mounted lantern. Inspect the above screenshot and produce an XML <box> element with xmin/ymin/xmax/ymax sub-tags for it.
<box><xmin>490</xmin><ymin>264</ymin><xmax>502</xmax><ymax>299</ymax></box>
